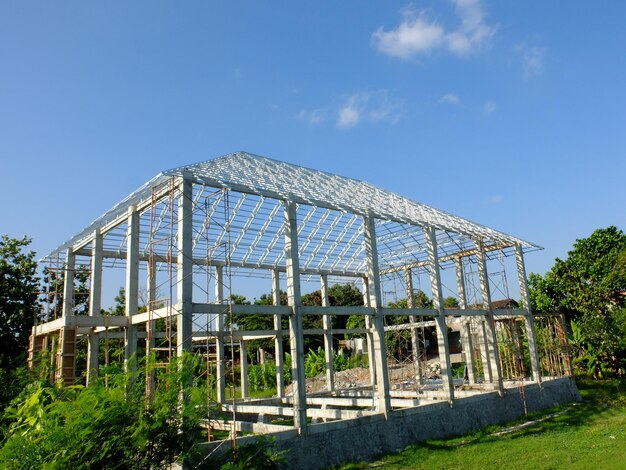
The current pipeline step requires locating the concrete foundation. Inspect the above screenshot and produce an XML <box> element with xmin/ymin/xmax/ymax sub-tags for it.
<box><xmin>198</xmin><ymin>377</ymin><xmax>580</xmax><ymax>469</ymax></box>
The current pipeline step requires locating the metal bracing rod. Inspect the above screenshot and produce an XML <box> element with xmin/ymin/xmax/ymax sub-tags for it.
<box><xmin>192</xmin><ymin>190</ymin><xmax>224</xmax><ymax>250</ymax></box>
<box><xmin>295</xmin><ymin>203</ymin><xmax>317</xmax><ymax>237</ymax></box>
<box><xmin>315</xmin><ymin>213</ymin><xmax>359</xmax><ymax>271</ymax></box>
<box><xmin>241</xmin><ymin>200</ymin><xmax>281</xmax><ymax>265</ymax></box>
<box><xmin>213</xmin><ymin>193</ymin><xmax>246</xmax><ymax>250</ymax></box>
<box><xmin>256</xmin><ymin>215</ymin><xmax>287</xmax><ymax>267</ymax></box>
<box><xmin>302</xmin><ymin>212</ymin><xmax>344</xmax><ymax>267</ymax></box>
<box><xmin>297</xmin><ymin>208</ymin><xmax>331</xmax><ymax>260</ymax></box>
<box><xmin>376</xmin><ymin>221</ymin><xmax>420</xmax><ymax>263</ymax></box>
<box><xmin>329</xmin><ymin>219</ymin><xmax>364</xmax><ymax>271</ymax></box>
<box><xmin>229</xmin><ymin>196</ymin><xmax>266</xmax><ymax>255</ymax></box>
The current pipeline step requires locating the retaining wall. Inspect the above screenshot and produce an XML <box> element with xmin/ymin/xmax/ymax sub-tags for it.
<box><xmin>197</xmin><ymin>377</ymin><xmax>581</xmax><ymax>469</ymax></box>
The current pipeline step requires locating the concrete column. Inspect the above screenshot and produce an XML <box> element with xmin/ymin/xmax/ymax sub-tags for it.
<box><xmin>405</xmin><ymin>268</ymin><xmax>423</xmax><ymax>385</ymax></box>
<box><xmin>425</xmin><ymin>226</ymin><xmax>454</xmax><ymax>402</ymax></box>
<box><xmin>215</xmin><ymin>265</ymin><xmax>226</xmax><ymax>403</ymax></box>
<box><xmin>479</xmin><ymin>320</ymin><xmax>493</xmax><ymax>382</ymax></box>
<box><xmin>87</xmin><ymin>229</ymin><xmax>103</xmax><ymax>385</ymax></box>
<box><xmin>62</xmin><ymin>248</ymin><xmax>75</xmax><ymax>318</ymax></box>
<box><xmin>321</xmin><ymin>274</ymin><xmax>334</xmax><ymax>392</ymax></box>
<box><xmin>240</xmin><ymin>341</ymin><xmax>249</xmax><ymax>399</ymax></box>
<box><xmin>177</xmin><ymin>179</ymin><xmax>193</xmax><ymax>357</ymax></box>
<box><xmin>363</xmin><ymin>215</ymin><xmax>391</xmax><ymax>416</ymax></box>
<box><xmin>361</xmin><ymin>277</ymin><xmax>377</xmax><ymax>387</ymax></box>
<box><xmin>460</xmin><ymin>321</ymin><xmax>475</xmax><ymax>384</ymax></box>
<box><xmin>515</xmin><ymin>244</ymin><xmax>542</xmax><ymax>383</ymax></box>
<box><xmin>272</xmin><ymin>269</ymin><xmax>285</xmax><ymax>397</ymax></box>
<box><xmin>476</xmin><ymin>239</ymin><xmax>504</xmax><ymax>394</ymax></box>
<box><xmin>124</xmin><ymin>205</ymin><xmax>140</xmax><ymax>376</ymax></box>
<box><xmin>284</xmin><ymin>201</ymin><xmax>307</xmax><ymax>433</ymax></box>
<box><xmin>455</xmin><ymin>258</ymin><xmax>475</xmax><ymax>384</ymax></box>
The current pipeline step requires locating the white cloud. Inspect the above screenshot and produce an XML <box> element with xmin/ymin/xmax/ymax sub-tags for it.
<box><xmin>297</xmin><ymin>108</ymin><xmax>325</xmax><ymax>125</ymax></box>
<box><xmin>372</xmin><ymin>0</ymin><xmax>496</xmax><ymax>60</ymax></box>
<box><xmin>336</xmin><ymin>90</ymin><xmax>402</xmax><ymax>129</ymax></box>
<box><xmin>440</xmin><ymin>93</ymin><xmax>460</xmax><ymax>104</ymax></box>
<box><xmin>483</xmin><ymin>101</ymin><xmax>496</xmax><ymax>115</ymax></box>
<box><xmin>519</xmin><ymin>45</ymin><xmax>547</xmax><ymax>79</ymax></box>
<box><xmin>371</xmin><ymin>10</ymin><xmax>444</xmax><ymax>59</ymax></box>
<box><xmin>338</xmin><ymin>104</ymin><xmax>360</xmax><ymax>128</ymax></box>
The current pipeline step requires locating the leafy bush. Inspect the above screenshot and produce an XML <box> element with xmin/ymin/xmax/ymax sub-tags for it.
<box><xmin>0</xmin><ymin>354</ymin><xmax>210</xmax><ymax>469</ymax></box>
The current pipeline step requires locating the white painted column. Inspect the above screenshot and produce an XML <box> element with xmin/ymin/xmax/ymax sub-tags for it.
<box><xmin>363</xmin><ymin>215</ymin><xmax>391</xmax><ymax>416</ymax></box>
<box><xmin>177</xmin><ymin>179</ymin><xmax>193</xmax><ymax>358</ymax></box>
<box><xmin>284</xmin><ymin>201</ymin><xmax>307</xmax><ymax>433</ymax></box>
<box><xmin>62</xmin><ymin>248</ymin><xmax>75</xmax><ymax>318</ymax></box>
<box><xmin>215</xmin><ymin>265</ymin><xmax>226</xmax><ymax>403</ymax></box>
<box><xmin>361</xmin><ymin>277</ymin><xmax>377</xmax><ymax>387</ymax></box>
<box><xmin>240</xmin><ymin>341</ymin><xmax>249</xmax><ymax>399</ymax></box>
<box><xmin>405</xmin><ymin>267</ymin><xmax>423</xmax><ymax>385</ymax></box>
<box><xmin>87</xmin><ymin>229</ymin><xmax>102</xmax><ymax>385</ymax></box>
<box><xmin>455</xmin><ymin>258</ymin><xmax>476</xmax><ymax>384</ymax></box>
<box><xmin>272</xmin><ymin>269</ymin><xmax>285</xmax><ymax>397</ymax></box>
<box><xmin>321</xmin><ymin>274</ymin><xmax>334</xmax><ymax>392</ymax></box>
<box><xmin>515</xmin><ymin>244</ymin><xmax>542</xmax><ymax>383</ymax></box>
<box><xmin>125</xmin><ymin>205</ymin><xmax>140</xmax><ymax>376</ymax></box>
<box><xmin>425</xmin><ymin>225</ymin><xmax>454</xmax><ymax>402</ymax></box>
<box><xmin>476</xmin><ymin>239</ymin><xmax>504</xmax><ymax>395</ymax></box>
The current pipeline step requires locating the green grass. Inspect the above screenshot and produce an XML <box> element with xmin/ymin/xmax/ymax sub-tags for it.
<box><xmin>341</xmin><ymin>379</ymin><xmax>626</xmax><ymax>470</ymax></box>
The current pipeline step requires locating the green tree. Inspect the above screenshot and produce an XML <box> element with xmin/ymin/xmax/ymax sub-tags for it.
<box><xmin>0</xmin><ymin>236</ymin><xmax>39</xmax><ymax>369</ymax></box>
<box><xmin>529</xmin><ymin>226</ymin><xmax>626</xmax><ymax>377</ymax></box>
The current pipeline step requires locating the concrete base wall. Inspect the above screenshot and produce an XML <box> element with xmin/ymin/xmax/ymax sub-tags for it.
<box><xmin>198</xmin><ymin>377</ymin><xmax>580</xmax><ymax>469</ymax></box>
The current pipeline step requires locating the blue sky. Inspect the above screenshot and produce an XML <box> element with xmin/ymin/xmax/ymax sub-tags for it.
<box><xmin>2</xmin><ymin>1</ymin><xmax>625</xmax><ymax>304</ymax></box>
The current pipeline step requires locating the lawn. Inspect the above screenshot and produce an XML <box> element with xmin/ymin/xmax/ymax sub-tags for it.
<box><xmin>341</xmin><ymin>379</ymin><xmax>626</xmax><ymax>470</ymax></box>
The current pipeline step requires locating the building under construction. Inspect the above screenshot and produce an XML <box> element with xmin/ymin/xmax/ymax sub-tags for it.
<box><xmin>29</xmin><ymin>152</ymin><xmax>579</xmax><ymax>468</ymax></box>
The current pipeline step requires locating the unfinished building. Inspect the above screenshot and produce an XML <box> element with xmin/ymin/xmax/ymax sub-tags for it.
<box><xmin>29</xmin><ymin>152</ymin><xmax>578</xmax><ymax>468</ymax></box>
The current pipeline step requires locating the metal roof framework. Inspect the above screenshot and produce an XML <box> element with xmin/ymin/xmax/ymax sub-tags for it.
<box><xmin>43</xmin><ymin>151</ymin><xmax>540</xmax><ymax>280</ymax></box>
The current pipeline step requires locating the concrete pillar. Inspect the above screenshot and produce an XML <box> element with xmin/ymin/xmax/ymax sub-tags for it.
<box><xmin>361</xmin><ymin>277</ymin><xmax>377</xmax><ymax>387</ymax></box>
<box><xmin>176</xmin><ymin>179</ymin><xmax>193</xmax><ymax>357</ymax></box>
<box><xmin>476</xmin><ymin>239</ymin><xmax>504</xmax><ymax>395</ymax></box>
<box><xmin>57</xmin><ymin>248</ymin><xmax>77</xmax><ymax>385</ymax></box>
<box><xmin>215</xmin><ymin>265</ymin><xmax>226</xmax><ymax>403</ymax></box>
<box><xmin>460</xmin><ymin>321</ymin><xmax>475</xmax><ymax>384</ymax></box>
<box><xmin>62</xmin><ymin>248</ymin><xmax>75</xmax><ymax>318</ymax></box>
<box><xmin>478</xmin><ymin>320</ymin><xmax>493</xmax><ymax>382</ymax></box>
<box><xmin>425</xmin><ymin>226</ymin><xmax>455</xmax><ymax>402</ymax></box>
<box><xmin>284</xmin><ymin>201</ymin><xmax>307</xmax><ymax>433</ymax></box>
<box><xmin>240</xmin><ymin>341</ymin><xmax>249</xmax><ymax>399</ymax></box>
<box><xmin>321</xmin><ymin>274</ymin><xmax>334</xmax><ymax>392</ymax></box>
<box><xmin>363</xmin><ymin>215</ymin><xmax>391</xmax><ymax>416</ymax></box>
<box><xmin>272</xmin><ymin>269</ymin><xmax>285</xmax><ymax>397</ymax></box>
<box><xmin>87</xmin><ymin>229</ymin><xmax>103</xmax><ymax>385</ymax></box>
<box><xmin>455</xmin><ymin>258</ymin><xmax>475</xmax><ymax>384</ymax></box>
<box><xmin>405</xmin><ymin>268</ymin><xmax>423</xmax><ymax>385</ymax></box>
<box><xmin>124</xmin><ymin>205</ymin><xmax>140</xmax><ymax>376</ymax></box>
<box><xmin>515</xmin><ymin>244</ymin><xmax>542</xmax><ymax>383</ymax></box>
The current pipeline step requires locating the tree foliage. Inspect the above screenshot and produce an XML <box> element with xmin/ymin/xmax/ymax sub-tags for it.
<box><xmin>0</xmin><ymin>355</ymin><xmax>210</xmax><ymax>469</ymax></box>
<box><xmin>0</xmin><ymin>236</ymin><xmax>39</xmax><ymax>369</ymax></box>
<box><xmin>529</xmin><ymin>227</ymin><xmax>626</xmax><ymax>377</ymax></box>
